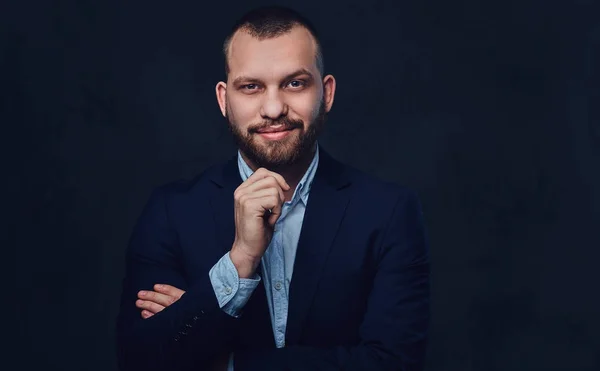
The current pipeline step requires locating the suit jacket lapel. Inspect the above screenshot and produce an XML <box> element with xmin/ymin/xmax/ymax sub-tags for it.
<box><xmin>285</xmin><ymin>149</ymin><xmax>352</xmax><ymax>345</ymax></box>
<box><xmin>209</xmin><ymin>154</ymin><xmax>241</xmax><ymax>255</ymax></box>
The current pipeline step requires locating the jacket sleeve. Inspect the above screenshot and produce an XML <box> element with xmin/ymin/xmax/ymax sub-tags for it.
<box><xmin>233</xmin><ymin>190</ymin><xmax>430</xmax><ymax>371</ymax></box>
<box><xmin>115</xmin><ymin>186</ymin><xmax>239</xmax><ymax>371</ymax></box>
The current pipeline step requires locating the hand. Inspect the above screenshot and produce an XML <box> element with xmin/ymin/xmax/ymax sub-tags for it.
<box><xmin>230</xmin><ymin>168</ymin><xmax>290</xmax><ymax>277</ymax></box>
<box><xmin>136</xmin><ymin>284</ymin><xmax>186</xmax><ymax>319</ymax></box>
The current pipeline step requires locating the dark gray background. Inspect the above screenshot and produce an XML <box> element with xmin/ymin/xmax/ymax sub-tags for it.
<box><xmin>3</xmin><ymin>0</ymin><xmax>599</xmax><ymax>370</ymax></box>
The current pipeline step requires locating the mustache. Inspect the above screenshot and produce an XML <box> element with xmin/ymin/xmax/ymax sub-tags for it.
<box><xmin>248</xmin><ymin>117</ymin><xmax>303</xmax><ymax>133</ymax></box>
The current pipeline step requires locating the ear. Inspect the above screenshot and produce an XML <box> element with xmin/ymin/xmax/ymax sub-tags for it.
<box><xmin>215</xmin><ymin>81</ymin><xmax>227</xmax><ymax>117</ymax></box>
<box><xmin>322</xmin><ymin>74</ymin><xmax>336</xmax><ymax>113</ymax></box>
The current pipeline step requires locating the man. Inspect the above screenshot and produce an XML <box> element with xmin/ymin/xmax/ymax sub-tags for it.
<box><xmin>116</xmin><ymin>6</ymin><xmax>430</xmax><ymax>371</ymax></box>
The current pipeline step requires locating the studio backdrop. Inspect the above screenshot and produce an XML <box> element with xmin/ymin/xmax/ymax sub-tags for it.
<box><xmin>3</xmin><ymin>0</ymin><xmax>599</xmax><ymax>370</ymax></box>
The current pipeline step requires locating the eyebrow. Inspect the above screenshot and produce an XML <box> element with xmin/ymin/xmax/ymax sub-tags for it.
<box><xmin>231</xmin><ymin>68</ymin><xmax>315</xmax><ymax>87</ymax></box>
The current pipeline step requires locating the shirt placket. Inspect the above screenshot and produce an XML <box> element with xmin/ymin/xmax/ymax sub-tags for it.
<box><xmin>271</xmin><ymin>204</ymin><xmax>290</xmax><ymax>348</ymax></box>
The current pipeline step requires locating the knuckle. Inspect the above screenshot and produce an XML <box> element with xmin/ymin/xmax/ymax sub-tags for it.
<box><xmin>159</xmin><ymin>294</ymin><xmax>170</xmax><ymax>306</ymax></box>
<box><xmin>245</xmin><ymin>199</ymin><xmax>257</xmax><ymax>209</ymax></box>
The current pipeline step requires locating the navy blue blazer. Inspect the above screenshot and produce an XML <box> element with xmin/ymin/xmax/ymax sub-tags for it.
<box><xmin>116</xmin><ymin>148</ymin><xmax>430</xmax><ymax>371</ymax></box>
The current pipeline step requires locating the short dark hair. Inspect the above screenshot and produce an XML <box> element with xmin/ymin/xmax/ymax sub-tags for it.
<box><xmin>222</xmin><ymin>6</ymin><xmax>324</xmax><ymax>79</ymax></box>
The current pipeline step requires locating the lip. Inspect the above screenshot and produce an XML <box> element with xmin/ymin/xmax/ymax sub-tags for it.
<box><xmin>256</xmin><ymin>128</ymin><xmax>295</xmax><ymax>140</ymax></box>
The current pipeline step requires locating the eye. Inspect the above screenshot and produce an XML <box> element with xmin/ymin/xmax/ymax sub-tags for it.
<box><xmin>242</xmin><ymin>84</ymin><xmax>258</xmax><ymax>90</ymax></box>
<box><xmin>287</xmin><ymin>80</ymin><xmax>305</xmax><ymax>89</ymax></box>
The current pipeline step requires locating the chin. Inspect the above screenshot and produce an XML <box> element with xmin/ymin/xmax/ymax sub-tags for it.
<box><xmin>255</xmin><ymin>145</ymin><xmax>302</xmax><ymax>168</ymax></box>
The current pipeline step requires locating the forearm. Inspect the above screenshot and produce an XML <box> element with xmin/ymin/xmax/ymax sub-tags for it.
<box><xmin>116</xmin><ymin>186</ymin><xmax>246</xmax><ymax>370</ymax></box>
<box><xmin>116</xmin><ymin>274</ymin><xmax>239</xmax><ymax>371</ymax></box>
<box><xmin>209</xmin><ymin>252</ymin><xmax>260</xmax><ymax>318</ymax></box>
<box><xmin>117</xmin><ymin>253</ymin><xmax>260</xmax><ymax>371</ymax></box>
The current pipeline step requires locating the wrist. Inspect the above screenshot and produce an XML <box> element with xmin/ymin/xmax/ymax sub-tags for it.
<box><xmin>230</xmin><ymin>245</ymin><xmax>260</xmax><ymax>278</ymax></box>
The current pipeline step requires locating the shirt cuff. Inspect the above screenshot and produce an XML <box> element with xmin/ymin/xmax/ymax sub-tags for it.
<box><xmin>209</xmin><ymin>251</ymin><xmax>260</xmax><ymax>317</ymax></box>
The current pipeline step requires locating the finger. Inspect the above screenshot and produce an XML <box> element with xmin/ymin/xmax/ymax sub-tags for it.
<box><xmin>241</xmin><ymin>178</ymin><xmax>285</xmax><ymax>205</ymax></box>
<box><xmin>141</xmin><ymin>309</ymin><xmax>154</xmax><ymax>319</ymax></box>
<box><xmin>246</xmin><ymin>194</ymin><xmax>283</xmax><ymax>220</ymax></box>
<box><xmin>154</xmin><ymin>284</ymin><xmax>186</xmax><ymax>299</ymax></box>
<box><xmin>240</xmin><ymin>186</ymin><xmax>285</xmax><ymax>205</ymax></box>
<box><xmin>267</xmin><ymin>207</ymin><xmax>281</xmax><ymax>227</ymax></box>
<box><xmin>136</xmin><ymin>299</ymin><xmax>165</xmax><ymax>314</ymax></box>
<box><xmin>241</xmin><ymin>168</ymin><xmax>290</xmax><ymax>191</ymax></box>
<box><xmin>235</xmin><ymin>178</ymin><xmax>285</xmax><ymax>209</ymax></box>
<box><xmin>137</xmin><ymin>290</ymin><xmax>176</xmax><ymax>307</ymax></box>
<box><xmin>243</xmin><ymin>175</ymin><xmax>283</xmax><ymax>192</ymax></box>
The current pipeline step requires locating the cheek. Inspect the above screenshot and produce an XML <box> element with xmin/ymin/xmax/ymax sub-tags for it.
<box><xmin>228</xmin><ymin>96</ymin><xmax>259</xmax><ymax>123</ymax></box>
<box><xmin>288</xmin><ymin>94</ymin><xmax>320</xmax><ymax>122</ymax></box>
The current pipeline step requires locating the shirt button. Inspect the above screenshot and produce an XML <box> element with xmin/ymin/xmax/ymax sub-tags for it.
<box><xmin>224</xmin><ymin>286</ymin><xmax>232</xmax><ymax>295</ymax></box>
<box><xmin>274</xmin><ymin>281</ymin><xmax>282</xmax><ymax>290</ymax></box>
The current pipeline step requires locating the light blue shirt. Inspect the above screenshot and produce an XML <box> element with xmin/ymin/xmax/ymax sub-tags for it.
<box><xmin>208</xmin><ymin>145</ymin><xmax>320</xmax><ymax>367</ymax></box>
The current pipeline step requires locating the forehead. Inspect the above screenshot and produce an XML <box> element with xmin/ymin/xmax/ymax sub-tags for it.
<box><xmin>227</xmin><ymin>26</ymin><xmax>318</xmax><ymax>79</ymax></box>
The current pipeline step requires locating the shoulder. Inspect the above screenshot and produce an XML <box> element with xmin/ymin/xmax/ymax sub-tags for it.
<box><xmin>148</xmin><ymin>159</ymin><xmax>230</xmax><ymax>207</ymax></box>
<box><xmin>343</xmin><ymin>162</ymin><xmax>421</xmax><ymax>208</ymax></box>
<box><xmin>335</xmin><ymin>160</ymin><xmax>425</xmax><ymax>237</ymax></box>
<box><xmin>340</xmin><ymin>164</ymin><xmax>427</xmax><ymax>253</ymax></box>
<box><xmin>320</xmin><ymin>148</ymin><xmax>419</xmax><ymax>204</ymax></box>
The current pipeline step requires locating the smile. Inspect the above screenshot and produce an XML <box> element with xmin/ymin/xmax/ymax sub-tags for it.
<box><xmin>256</xmin><ymin>127</ymin><xmax>296</xmax><ymax>140</ymax></box>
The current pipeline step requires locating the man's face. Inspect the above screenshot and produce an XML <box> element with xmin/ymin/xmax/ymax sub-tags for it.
<box><xmin>216</xmin><ymin>26</ymin><xmax>335</xmax><ymax>170</ymax></box>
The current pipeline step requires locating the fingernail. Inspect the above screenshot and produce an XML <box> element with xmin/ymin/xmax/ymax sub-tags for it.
<box><xmin>155</xmin><ymin>284</ymin><xmax>163</xmax><ymax>290</ymax></box>
<box><xmin>139</xmin><ymin>291</ymin><xmax>146</xmax><ymax>296</ymax></box>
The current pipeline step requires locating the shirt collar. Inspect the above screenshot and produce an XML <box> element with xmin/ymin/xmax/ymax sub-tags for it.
<box><xmin>237</xmin><ymin>144</ymin><xmax>320</xmax><ymax>206</ymax></box>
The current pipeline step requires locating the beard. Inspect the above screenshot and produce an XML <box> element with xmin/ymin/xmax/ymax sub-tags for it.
<box><xmin>226</xmin><ymin>99</ymin><xmax>326</xmax><ymax>172</ymax></box>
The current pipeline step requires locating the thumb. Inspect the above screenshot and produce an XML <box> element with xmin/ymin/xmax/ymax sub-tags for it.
<box><xmin>267</xmin><ymin>209</ymin><xmax>280</xmax><ymax>228</ymax></box>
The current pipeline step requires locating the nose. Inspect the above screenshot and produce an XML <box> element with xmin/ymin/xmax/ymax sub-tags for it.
<box><xmin>260</xmin><ymin>90</ymin><xmax>288</xmax><ymax>120</ymax></box>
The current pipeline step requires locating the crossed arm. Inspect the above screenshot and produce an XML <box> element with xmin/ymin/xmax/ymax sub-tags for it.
<box><xmin>117</xmin><ymin>187</ymin><xmax>430</xmax><ymax>371</ymax></box>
